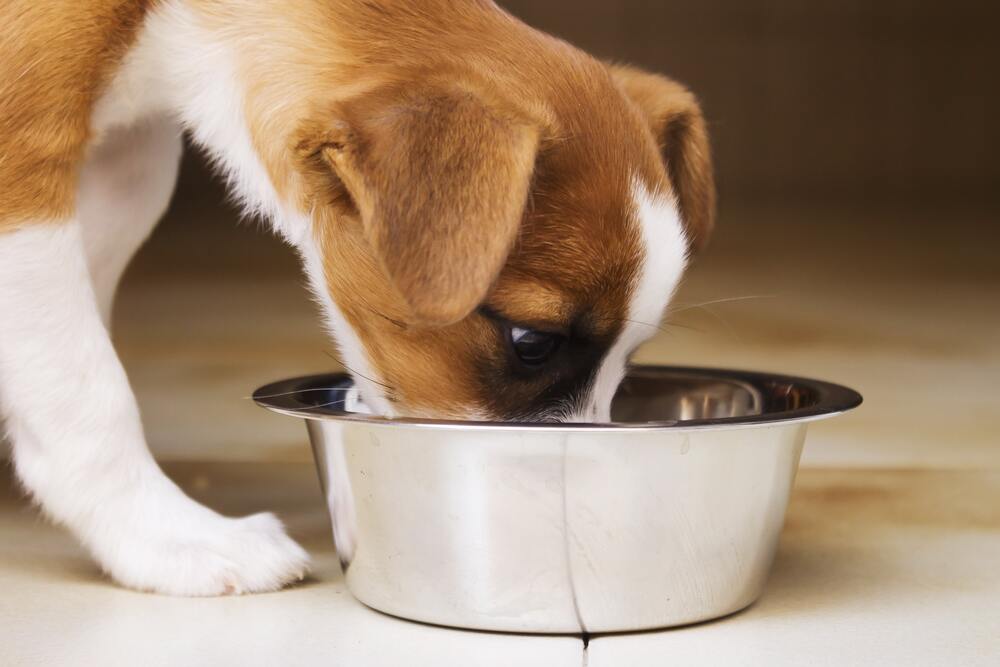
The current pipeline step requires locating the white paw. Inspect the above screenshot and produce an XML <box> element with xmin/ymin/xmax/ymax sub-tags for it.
<box><xmin>93</xmin><ymin>503</ymin><xmax>310</xmax><ymax>596</ymax></box>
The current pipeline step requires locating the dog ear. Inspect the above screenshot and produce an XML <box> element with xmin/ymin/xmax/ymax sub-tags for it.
<box><xmin>304</xmin><ymin>87</ymin><xmax>539</xmax><ymax>326</ymax></box>
<box><xmin>609</xmin><ymin>64</ymin><xmax>716</xmax><ymax>253</ymax></box>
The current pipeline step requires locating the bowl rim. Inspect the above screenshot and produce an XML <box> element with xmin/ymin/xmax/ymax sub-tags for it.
<box><xmin>252</xmin><ymin>365</ymin><xmax>862</xmax><ymax>432</ymax></box>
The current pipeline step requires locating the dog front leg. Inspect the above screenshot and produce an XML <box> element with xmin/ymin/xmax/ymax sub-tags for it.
<box><xmin>0</xmin><ymin>221</ymin><xmax>308</xmax><ymax>595</ymax></box>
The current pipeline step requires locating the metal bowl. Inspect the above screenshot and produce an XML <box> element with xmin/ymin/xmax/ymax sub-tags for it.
<box><xmin>254</xmin><ymin>366</ymin><xmax>861</xmax><ymax>634</ymax></box>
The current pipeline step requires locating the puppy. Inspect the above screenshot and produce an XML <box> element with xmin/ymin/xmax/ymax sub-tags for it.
<box><xmin>0</xmin><ymin>0</ymin><xmax>714</xmax><ymax>595</ymax></box>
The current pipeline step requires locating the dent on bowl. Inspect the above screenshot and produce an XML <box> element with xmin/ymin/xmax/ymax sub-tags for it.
<box><xmin>254</xmin><ymin>365</ymin><xmax>861</xmax><ymax>634</ymax></box>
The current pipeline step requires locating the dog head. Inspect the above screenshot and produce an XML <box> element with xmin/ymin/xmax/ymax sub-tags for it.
<box><xmin>287</xmin><ymin>22</ymin><xmax>714</xmax><ymax>421</ymax></box>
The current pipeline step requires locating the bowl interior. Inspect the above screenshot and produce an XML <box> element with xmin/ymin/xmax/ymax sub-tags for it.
<box><xmin>254</xmin><ymin>366</ymin><xmax>862</xmax><ymax>428</ymax></box>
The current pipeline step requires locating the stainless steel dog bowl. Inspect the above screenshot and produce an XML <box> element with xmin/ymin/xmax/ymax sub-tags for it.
<box><xmin>255</xmin><ymin>366</ymin><xmax>861</xmax><ymax>633</ymax></box>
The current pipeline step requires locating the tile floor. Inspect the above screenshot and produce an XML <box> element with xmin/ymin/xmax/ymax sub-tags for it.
<box><xmin>2</xmin><ymin>464</ymin><xmax>997</xmax><ymax>665</ymax></box>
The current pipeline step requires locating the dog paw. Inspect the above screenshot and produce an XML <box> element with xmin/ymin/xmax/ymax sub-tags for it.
<box><xmin>95</xmin><ymin>508</ymin><xmax>310</xmax><ymax>596</ymax></box>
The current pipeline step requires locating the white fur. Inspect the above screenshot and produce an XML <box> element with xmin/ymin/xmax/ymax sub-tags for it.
<box><xmin>0</xmin><ymin>221</ymin><xmax>308</xmax><ymax>595</ymax></box>
<box><xmin>571</xmin><ymin>181</ymin><xmax>688</xmax><ymax>422</ymax></box>
<box><xmin>98</xmin><ymin>2</ymin><xmax>312</xmax><ymax>244</ymax></box>
<box><xmin>79</xmin><ymin>117</ymin><xmax>183</xmax><ymax>324</ymax></box>
<box><xmin>92</xmin><ymin>3</ymin><xmax>323</xmax><ymax>333</ymax></box>
<box><xmin>0</xmin><ymin>8</ymin><xmax>318</xmax><ymax>593</ymax></box>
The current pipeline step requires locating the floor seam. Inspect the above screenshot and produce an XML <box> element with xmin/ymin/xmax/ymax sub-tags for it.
<box><xmin>560</xmin><ymin>434</ymin><xmax>588</xmax><ymax>636</ymax></box>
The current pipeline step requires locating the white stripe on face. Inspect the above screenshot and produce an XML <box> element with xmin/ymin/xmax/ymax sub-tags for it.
<box><xmin>571</xmin><ymin>180</ymin><xmax>689</xmax><ymax>422</ymax></box>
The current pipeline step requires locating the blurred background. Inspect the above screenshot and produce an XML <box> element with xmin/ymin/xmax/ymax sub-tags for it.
<box><xmin>103</xmin><ymin>0</ymin><xmax>997</xmax><ymax>467</ymax></box>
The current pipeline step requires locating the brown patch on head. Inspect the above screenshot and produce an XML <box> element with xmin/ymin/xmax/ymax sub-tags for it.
<box><xmin>473</xmin><ymin>120</ymin><xmax>651</xmax><ymax>418</ymax></box>
<box><xmin>226</xmin><ymin>1</ymin><xmax>713</xmax><ymax>420</ymax></box>
<box><xmin>0</xmin><ymin>0</ymin><xmax>154</xmax><ymax>228</ymax></box>
<box><xmin>305</xmin><ymin>67</ymin><xmax>653</xmax><ymax>418</ymax></box>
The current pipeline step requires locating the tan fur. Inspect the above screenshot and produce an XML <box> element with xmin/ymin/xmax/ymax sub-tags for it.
<box><xmin>305</xmin><ymin>83</ymin><xmax>541</xmax><ymax>326</ymax></box>
<box><xmin>0</xmin><ymin>0</ymin><xmax>153</xmax><ymax>228</ymax></box>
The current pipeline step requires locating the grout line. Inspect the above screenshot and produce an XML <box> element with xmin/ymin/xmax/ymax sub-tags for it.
<box><xmin>560</xmin><ymin>435</ymin><xmax>588</xmax><ymax>635</ymax></box>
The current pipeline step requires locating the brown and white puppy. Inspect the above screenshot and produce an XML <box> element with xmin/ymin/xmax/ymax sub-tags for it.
<box><xmin>0</xmin><ymin>0</ymin><xmax>714</xmax><ymax>595</ymax></box>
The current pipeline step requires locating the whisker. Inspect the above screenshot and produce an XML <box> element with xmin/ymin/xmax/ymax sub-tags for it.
<box><xmin>593</xmin><ymin>315</ymin><xmax>658</xmax><ymax>333</ymax></box>
<box><xmin>621</xmin><ymin>317</ymin><xmax>674</xmax><ymax>337</ymax></box>
<box><xmin>601</xmin><ymin>317</ymin><xmax>705</xmax><ymax>336</ymax></box>
<box><xmin>309</xmin><ymin>398</ymin><xmax>367</xmax><ymax>411</ymax></box>
<box><xmin>350</xmin><ymin>294</ymin><xmax>408</xmax><ymax>330</ymax></box>
<box><xmin>660</xmin><ymin>319</ymin><xmax>707</xmax><ymax>334</ymax></box>
<box><xmin>596</xmin><ymin>294</ymin><xmax>773</xmax><ymax>338</ymax></box>
<box><xmin>252</xmin><ymin>394</ymin><xmax>378</xmax><ymax>412</ymax></box>
<box><xmin>371</xmin><ymin>309</ymin><xmax>407</xmax><ymax>330</ymax></box>
<box><xmin>665</xmin><ymin>294</ymin><xmax>775</xmax><ymax>316</ymax></box>
<box><xmin>695</xmin><ymin>306</ymin><xmax>743</xmax><ymax>343</ymax></box>
<box><xmin>246</xmin><ymin>386</ymin><xmax>361</xmax><ymax>400</ymax></box>
<box><xmin>323</xmin><ymin>349</ymin><xmax>396</xmax><ymax>392</ymax></box>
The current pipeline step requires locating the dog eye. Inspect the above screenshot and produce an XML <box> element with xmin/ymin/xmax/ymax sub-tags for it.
<box><xmin>508</xmin><ymin>326</ymin><xmax>562</xmax><ymax>366</ymax></box>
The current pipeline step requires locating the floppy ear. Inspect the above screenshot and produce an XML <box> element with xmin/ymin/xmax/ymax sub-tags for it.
<box><xmin>609</xmin><ymin>64</ymin><xmax>716</xmax><ymax>253</ymax></box>
<box><xmin>301</xmin><ymin>87</ymin><xmax>539</xmax><ymax>326</ymax></box>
